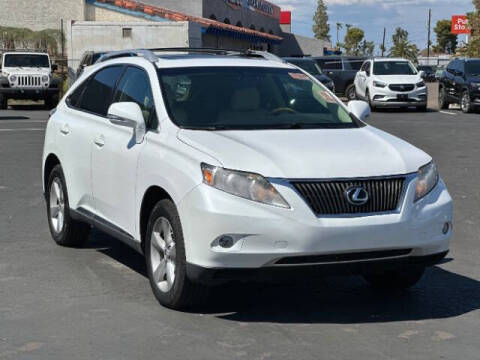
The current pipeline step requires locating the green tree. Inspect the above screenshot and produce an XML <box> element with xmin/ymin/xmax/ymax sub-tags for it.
<box><xmin>360</xmin><ymin>40</ymin><xmax>375</xmax><ymax>56</ymax></box>
<box><xmin>433</xmin><ymin>20</ymin><xmax>458</xmax><ymax>54</ymax></box>
<box><xmin>343</xmin><ymin>27</ymin><xmax>365</xmax><ymax>56</ymax></box>
<box><xmin>312</xmin><ymin>0</ymin><xmax>331</xmax><ymax>41</ymax></box>
<box><xmin>466</xmin><ymin>0</ymin><xmax>480</xmax><ymax>57</ymax></box>
<box><xmin>389</xmin><ymin>27</ymin><xmax>419</xmax><ymax>62</ymax></box>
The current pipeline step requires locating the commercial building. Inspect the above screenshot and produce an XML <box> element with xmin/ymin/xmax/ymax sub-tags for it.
<box><xmin>1</xmin><ymin>0</ymin><xmax>331</xmax><ymax>73</ymax></box>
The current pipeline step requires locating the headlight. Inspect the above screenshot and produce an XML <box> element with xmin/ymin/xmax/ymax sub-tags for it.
<box><xmin>373</xmin><ymin>80</ymin><xmax>387</xmax><ymax>88</ymax></box>
<box><xmin>415</xmin><ymin>162</ymin><xmax>439</xmax><ymax>201</ymax></box>
<box><xmin>416</xmin><ymin>81</ymin><xmax>426</xmax><ymax>88</ymax></box>
<box><xmin>42</xmin><ymin>75</ymin><xmax>49</xmax><ymax>82</ymax></box>
<box><xmin>201</xmin><ymin>163</ymin><xmax>290</xmax><ymax>208</ymax></box>
<box><xmin>9</xmin><ymin>75</ymin><xmax>17</xmax><ymax>82</ymax></box>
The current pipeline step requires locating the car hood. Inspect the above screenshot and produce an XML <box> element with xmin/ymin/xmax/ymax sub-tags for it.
<box><xmin>374</xmin><ymin>75</ymin><xmax>422</xmax><ymax>84</ymax></box>
<box><xmin>1</xmin><ymin>67</ymin><xmax>51</xmax><ymax>75</ymax></box>
<box><xmin>177</xmin><ymin>126</ymin><xmax>431</xmax><ymax>179</ymax></box>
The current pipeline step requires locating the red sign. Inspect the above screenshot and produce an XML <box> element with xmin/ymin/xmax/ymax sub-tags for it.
<box><xmin>451</xmin><ymin>15</ymin><xmax>471</xmax><ymax>34</ymax></box>
<box><xmin>280</xmin><ymin>11</ymin><xmax>291</xmax><ymax>25</ymax></box>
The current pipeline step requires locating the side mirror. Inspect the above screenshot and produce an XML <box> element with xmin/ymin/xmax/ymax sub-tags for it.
<box><xmin>348</xmin><ymin>100</ymin><xmax>371</xmax><ymax>122</ymax></box>
<box><xmin>51</xmin><ymin>64</ymin><xmax>58</xmax><ymax>72</ymax></box>
<box><xmin>418</xmin><ymin>70</ymin><xmax>425</xmax><ymax>79</ymax></box>
<box><xmin>107</xmin><ymin>102</ymin><xmax>146</xmax><ymax>144</ymax></box>
<box><xmin>455</xmin><ymin>70</ymin><xmax>464</xmax><ymax>77</ymax></box>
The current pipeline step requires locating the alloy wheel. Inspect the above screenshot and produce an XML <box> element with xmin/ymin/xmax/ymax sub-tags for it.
<box><xmin>461</xmin><ymin>92</ymin><xmax>471</xmax><ymax>113</ymax></box>
<box><xmin>150</xmin><ymin>217</ymin><xmax>176</xmax><ymax>293</ymax></box>
<box><xmin>49</xmin><ymin>178</ymin><xmax>65</xmax><ymax>234</ymax></box>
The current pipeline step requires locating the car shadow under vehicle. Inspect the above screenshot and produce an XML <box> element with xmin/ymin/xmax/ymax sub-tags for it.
<box><xmin>86</xmin><ymin>229</ymin><xmax>480</xmax><ymax>324</ymax></box>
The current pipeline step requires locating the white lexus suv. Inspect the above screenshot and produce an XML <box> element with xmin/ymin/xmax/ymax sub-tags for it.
<box><xmin>42</xmin><ymin>49</ymin><xmax>452</xmax><ymax>310</ymax></box>
<box><xmin>354</xmin><ymin>58</ymin><xmax>427</xmax><ymax>111</ymax></box>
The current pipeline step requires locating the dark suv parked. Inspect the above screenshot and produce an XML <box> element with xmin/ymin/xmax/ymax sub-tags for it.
<box><xmin>283</xmin><ymin>57</ymin><xmax>335</xmax><ymax>92</ymax></box>
<box><xmin>439</xmin><ymin>58</ymin><xmax>480</xmax><ymax>113</ymax></box>
<box><xmin>314</xmin><ymin>56</ymin><xmax>367</xmax><ymax>100</ymax></box>
<box><xmin>417</xmin><ymin>65</ymin><xmax>436</xmax><ymax>82</ymax></box>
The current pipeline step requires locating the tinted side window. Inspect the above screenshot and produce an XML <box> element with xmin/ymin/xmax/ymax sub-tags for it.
<box><xmin>79</xmin><ymin>66</ymin><xmax>124</xmax><ymax>116</ymax></box>
<box><xmin>447</xmin><ymin>60</ymin><xmax>457</xmax><ymax>74</ymax></box>
<box><xmin>361</xmin><ymin>62</ymin><xmax>370</xmax><ymax>72</ymax></box>
<box><xmin>344</xmin><ymin>58</ymin><xmax>364</xmax><ymax>71</ymax></box>
<box><xmin>67</xmin><ymin>80</ymin><xmax>89</xmax><ymax>108</ymax></box>
<box><xmin>318</xmin><ymin>59</ymin><xmax>342</xmax><ymax>70</ymax></box>
<box><xmin>113</xmin><ymin>66</ymin><xmax>155</xmax><ymax>127</ymax></box>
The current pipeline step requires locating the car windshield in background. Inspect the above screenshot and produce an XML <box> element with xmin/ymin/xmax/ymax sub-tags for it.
<box><xmin>159</xmin><ymin>67</ymin><xmax>357</xmax><ymax>130</ymax></box>
<box><xmin>466</xmin><ymin>60</ymin><xmax>480</xmax><ymax>76</ymax></box>
<box><xmin>288</xmin><ymin>60</ymin><xmax>322</xmax><ymax>75</ymax></box>
<box><xmin>4</xmin><ymin>54</ymin><xmax>50</xmax><ymax>68</ymax></box>
<box><xmin>373</xmin><ymin>61</ymin><xmax>417</xmax><ymax>75</ymax></box>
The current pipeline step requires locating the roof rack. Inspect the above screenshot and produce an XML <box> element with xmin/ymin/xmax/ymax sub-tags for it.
<box><xmin>95</xmin><ymin>47</ymin><xmax>285</xmax><ymax>64</ymax></box>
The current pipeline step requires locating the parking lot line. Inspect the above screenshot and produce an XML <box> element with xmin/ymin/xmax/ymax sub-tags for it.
<box><xmin>439</xmin><ymin>111</ymin><xmax>457</xmax><ymax>116</ymax></box>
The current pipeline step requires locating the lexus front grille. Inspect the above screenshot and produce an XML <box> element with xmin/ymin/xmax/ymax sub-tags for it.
<box><xmin>292</xmin><ymin>177</ymin><xmax>406</xmax><ymax>215</ymax></box>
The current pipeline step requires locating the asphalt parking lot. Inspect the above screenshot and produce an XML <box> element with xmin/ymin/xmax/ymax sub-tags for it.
<box><xmin>1</xmin><ymin>102</ymin><xmax>479</xmax><ymax>359</ymax></box>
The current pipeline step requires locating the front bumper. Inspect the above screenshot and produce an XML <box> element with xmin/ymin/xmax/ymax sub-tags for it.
<box><xmin>178</xmin><ymin>175</ymin><xmax>453</xmax><ymax>277</ymax></box>
<box><xmin>370</xmin><ymin>85</ymin><xmax>427</xmax><ymax>108</ymax></box>
<box><xmin>0</xmin><ymin>87</ymin><xmax>59</xmax><ymax>100</ymax></box>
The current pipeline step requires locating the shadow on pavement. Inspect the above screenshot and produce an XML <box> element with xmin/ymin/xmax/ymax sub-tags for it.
<box><xmin>87</xmin><ymin>230</ymin><xmax>480</xmax><ymax>324</ymax></box>
<box><xmin>0</xmin><ymin>115</ymin><xmax>30</xmax><ymax>120</ymax></box>
<box><xmin>9</xmin><ymin>104</ymin><xmax>46</xmax><ymax>111</ymax></box>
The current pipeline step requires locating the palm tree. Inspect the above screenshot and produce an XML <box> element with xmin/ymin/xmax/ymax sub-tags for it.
<box><xmin>389</xmin><ymin>27</ymin><xmax>419</xmax><ymax>62</ymax></box>
<box><xmin>336</xmin><ymin>22</ymin><xmax>343</xmax><ymax>48</ymax></box>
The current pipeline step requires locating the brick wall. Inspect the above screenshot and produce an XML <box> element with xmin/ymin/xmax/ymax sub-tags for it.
<box><xmin>0</xmin><ymin>0</ymin><xmax>85</xmax><ymax>31</ymax></box>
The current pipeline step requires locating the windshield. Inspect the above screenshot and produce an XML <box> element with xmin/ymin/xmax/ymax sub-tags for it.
<box><xmin>373</xmin><ymin>61</ymin><xmax>417</xmax><ymax>75</ymax></box>
<box><xmin>466</xmin><ymin>60</ymin><xmax>480</xmax><ymax>76</ymax></box>
<box><xmin>159</xmin><ymin>67</ymin><xmax>358</xmax><ymax>130</ymax></box>
<box><xmin>288</xmin><ymin>60</ymin><xmax>322</xmax><ymax>75</ymax></box>
<box><xmin>3</xmin><ymin>54</ymin><xmax>50</xmax><ymax>68</ymax></box>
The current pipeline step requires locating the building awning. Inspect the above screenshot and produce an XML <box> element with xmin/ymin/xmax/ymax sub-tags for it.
<box><xmin>94</xmin><ymin>0</ymin><xmax>283</xmax><ymax>44</ymax></box>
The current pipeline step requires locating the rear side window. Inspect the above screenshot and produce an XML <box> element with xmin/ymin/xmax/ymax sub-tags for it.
<box><xmin>344</xmin><ymin>58</ymin><xmax>364</xmax><ymax>71</ymax></box>
<box><xmin>317</xmin><ymin>59</ymin><xmax>342</xmax><ymax>70</ymax></box>
<box><xmin>78</xmin><ymin>66</ymin><xmax>124</xmax><ymax>116</ymax></box>
<box><xmin>67</xmin><ymin>81</ymin><xmax>88</xmax><ymax>108</ymax></box>
<box><xmin>112</xmin><ymin>66</ymin><xmax>156</xmax><ymax>127</ymax></box>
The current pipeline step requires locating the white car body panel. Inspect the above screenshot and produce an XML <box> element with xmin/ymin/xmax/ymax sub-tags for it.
<box><xmin>355</xmin><ymin>58</ymin><xmax>428</xmax><ymax>107</ymax></box>
<box><xmin>42</xmin><ymin>54</ymin><xmax>452</xmax><ymax>273</ymax></box>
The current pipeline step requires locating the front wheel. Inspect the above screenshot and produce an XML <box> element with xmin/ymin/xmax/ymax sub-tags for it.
<box><xmin>145</xmin><ymin>199</ymin><xmax>208</xmax><ymax>310</ymax></box>
<box><xmin>366</xmin><ymin>89</ymin><xmax>376</xmax><ymax>111</ymax></box>
<box><xmin>461</xmin><ymin>91</ymin><xmax>472</xmax><ymax>113</ymax></box>
<box><xmin>438</xmin><ymin>87</ymin><xmax>449</xmax><ymax>110</ymax></box>
<box><xmin>363</xmin><ymin>266</ymin><xmax>425</xmax><ymax>290</ymax></box>
<box><xmin>345</xmin><ymin>84</ymin><xmax>357</xmax><ymax>101</ymax></box>
<box><xmin>0</xmin><ymin>93</ymin><xmax>8</xmax><ymax>110</ymax></box>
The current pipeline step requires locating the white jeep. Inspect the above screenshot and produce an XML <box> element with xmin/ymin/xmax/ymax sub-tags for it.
<box><xmin>0</xmin><ymin>51</ymin><xmax>60</xmax><ymax>109</ymax></box>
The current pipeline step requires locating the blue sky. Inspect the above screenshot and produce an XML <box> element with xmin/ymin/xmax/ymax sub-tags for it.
<box><xmin>271</xmin><ymin>0</ymin><xmax>474</xmax><ymax>53</ymax></box>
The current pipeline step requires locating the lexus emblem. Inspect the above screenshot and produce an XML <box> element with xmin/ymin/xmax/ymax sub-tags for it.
<box><xmin>345</xmin><ymin>186</ymin><xmax>369</xmax><ymax>206</ymax></box>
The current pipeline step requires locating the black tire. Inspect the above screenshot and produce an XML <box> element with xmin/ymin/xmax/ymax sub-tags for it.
<box><xmin>438</xmin><ymin>86</ymin><xmax>449</xmax><ymax>110</ymax></box>
<box><xmin>46</xmin><ymin>165</ymin><xmax>90</xmax><ymax>247</ymax></box>
<box><xmin>145</xmin><ymin>199</ymin><xmax>208</xmax><ymax>310</ymax></box>
<box><xmin>461</xmin><ymin>90</ymin><xmax>472</xmax><ymax>114</ymax></box>
<box><xmin>45</xmin><ymin>94</ymin><xmax>59</xmax><ymax>110</ymax></box>
<box><xmin>345</xmin><ymin>83</ymin><xmax>357</xmax><ymax>101</ymax></box>
<box><xmin>363</xmin><ymin>266</ymin><xmax>425</xmax><ymax>290</ymax></box>
<box><xmin>0</xmin><ymin>93</ymin><xmax>8</xmax><ymax>110</ymax></box>
<box><xmin>366</xmin><ymin>89</ymin><xmax>376</xmax><ymax>111</ymax></box>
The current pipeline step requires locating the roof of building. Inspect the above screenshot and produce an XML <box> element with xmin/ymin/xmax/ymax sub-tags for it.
<box><xmin>92</xmin><ymin>0</ymin><xmax>283</xmax><ymax>44</ymax></box>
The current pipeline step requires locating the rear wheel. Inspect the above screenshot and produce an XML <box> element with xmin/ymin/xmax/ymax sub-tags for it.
<box><xmin>145</xmin><ymin>199</ymin><xmax>208</xmax><ymax>310</ymax></box>
<box><xmin>46</xmin><ymin>165</ymin><xmax>90</xmax><ymax>247</ymax></box>
<box><xmin>438</xmin><ymin>86</ymin><xmax>449</xmax><ymax>110</ymax></box>
<box><xmin>363</xmin><ymin>266</ymin><xmax>425</xmax><ymax>290</ymax></box>
<box><xmin>345</xmin><ymin>84</ymin><xmax>357</xmax><ymax>101</ymax></box>
<box><xmin>0</xmin><ymin>93</ymin><xmax>8</xmax><ymax>109</ymax></box>
<box><xmin>461</xmin><ymin>91</ymin><xmax>472</xmax><ymax>113</ymax></box>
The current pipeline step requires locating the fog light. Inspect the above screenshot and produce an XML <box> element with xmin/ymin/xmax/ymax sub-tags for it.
<box><xmin>442</xmin><ymin>222</ymin><xmax>450</xmax><ymax>235</ymax></box>
<box><xmin>218</xmin><ymin>236</ymin><xmax>234</xmax><ymax>249</ymax></box>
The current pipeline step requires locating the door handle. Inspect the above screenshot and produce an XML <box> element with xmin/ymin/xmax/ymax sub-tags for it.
<box><xmin>94</xmin><ymin>135</ymin><xmax>105</xmax><ymax>148</ymax></box>
<box><xmin>60</xmin><ymin>124</ymin><xmax>70</xmax><ymax>135</ymax></box>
